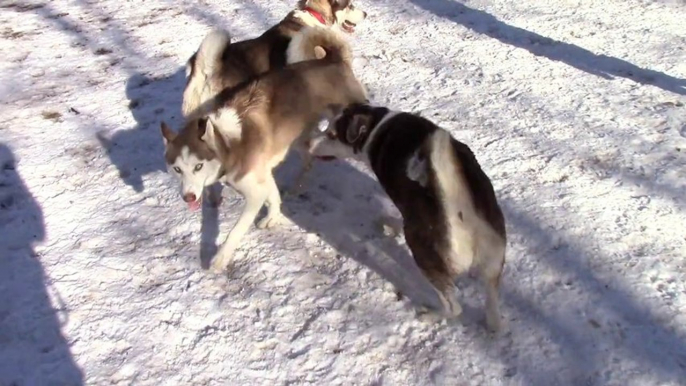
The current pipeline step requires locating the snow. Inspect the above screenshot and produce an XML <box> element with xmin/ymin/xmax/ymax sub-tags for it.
<box><xmin>1</xmin><ymin>0</ymin><xmax>685</xmax><ymax>384</ymax></box>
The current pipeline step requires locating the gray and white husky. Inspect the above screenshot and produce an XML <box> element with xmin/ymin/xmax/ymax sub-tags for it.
<box><xmin>162</xmin><ymin>27</ymin><xmax>367</xmax><ymax>272</ymax></box>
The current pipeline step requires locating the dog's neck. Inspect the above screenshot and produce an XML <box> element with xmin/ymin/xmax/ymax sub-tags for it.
<box><xmin>303</xmin><ymin>7</ymin><xmax>327</xmax><ymax>25</ymax></box>
<box><xmin>359</xmin><ymin>109</ymin><xmax>400</xmax><ymax>156</ymax></box>
<box><xmin>292</xmin><ymin>8</ymin><xmax>329</xmax><ymax>27</ymax></box>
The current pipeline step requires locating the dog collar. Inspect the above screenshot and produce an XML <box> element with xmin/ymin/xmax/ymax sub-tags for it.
<box><xmin>304</xmin><ymin>7</ymin><xmax>327</xmax><ymax>25</ymax></box>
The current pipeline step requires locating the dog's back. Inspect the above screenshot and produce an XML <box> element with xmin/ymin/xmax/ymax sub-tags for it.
<box><xmin>215</xmin><ymin>21</ymin><xmax>300</xmax><ymax>84</ymax></box>
<box><xmin>235</xmin><ymin>29</ymin><xmax>366</xmax><ymax>169</ymax></box>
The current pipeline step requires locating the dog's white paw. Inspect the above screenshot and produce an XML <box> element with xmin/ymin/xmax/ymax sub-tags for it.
<box><xmin>416</xmin><ymin>308</ymin><xmax>445</xmax><ymax>324</ymax></box>
<box><xmin>257</xmin><ymin>212</ymin><xmax>284</xmax><ymax>229</ymax></box>
<box><xmin>375</xmin><ymin>216</ymin><xmax>403</xmax><ymax>237</ymax></box>
<box><xmin>486</xmin><ymin>311</ymin><xmax>504</xmax><ymax>334</ymax></box>
<box><xmin>211</xmin><ymin>249</ymin><xmax>231</xmax><ymax>273</ymax></box>
<box><xmin>438</xmin><ymin>291</ymin><xmax>463</xmax><ymax>319</ymax></box>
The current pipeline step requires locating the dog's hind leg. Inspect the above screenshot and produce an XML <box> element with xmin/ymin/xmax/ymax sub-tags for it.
<box><xmin>429</xmin><ymin>277</ymin><xmax>462</xmax><ymax>320</ymax></box>
<box><xmin>257</xmin><ymin>173</ymin><xmax>285</xmax><ymax>229</ymax></box>
<box><xmin>479</xmin><ymin>238</ymin><xmax>506</xmax><ymax>332</ymax></box>
<box><xmin>404</xmin><ymin>230</ymin><xmax>462</xmax><ymax>320</ymax></box>
<box><xmin>212</xmin><ymin>174</ymin><xmax>269</xmax><ymax>272</ymax></box>
<box><xmin>416</xmin><ymin>276</ymin><xmax>461</xmax><ymax>324</ymax></box>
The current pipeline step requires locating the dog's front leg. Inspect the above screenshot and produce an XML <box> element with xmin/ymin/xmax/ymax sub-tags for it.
<box><xmin>212</xmin><ymin>175</ymin><xmax>268</xmax><ymax>272</ymax></box>
<box><xmin>257</xmin><ymin>173</ymin><xmax>285</xmax><ymax>229</ymax></box>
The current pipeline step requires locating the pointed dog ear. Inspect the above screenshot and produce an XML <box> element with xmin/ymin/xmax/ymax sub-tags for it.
<box><xmin>345</xmin><ymin>114</ymin><xmax>368</xmax><ymax>144</ymax></box>
<box><xmin>199</xmin><ymin>119</ymin><xmax>217</xmax><ymax>144</ymax></box>
<box><xmin>329</xmin><ymin>0</ymin><xmax>350</xmax><ymax>12</ymax></box>
<box><xmin>160</xmin><ymin>121</ymin><xmax>176</xmax><ymax>145</ymax></box>
<box><xmin>196</xmin><ymin>118</ymin><xmax>208</xmax><ymax>140</ymax></box>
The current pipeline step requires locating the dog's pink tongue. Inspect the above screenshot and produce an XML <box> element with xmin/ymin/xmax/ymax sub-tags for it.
<box><xmin>188</xmin><ymin>200</ymin><xmax>201</xmax><ymax>211</ymax></box>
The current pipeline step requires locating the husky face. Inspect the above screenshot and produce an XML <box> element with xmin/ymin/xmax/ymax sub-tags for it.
<box><xmin>332</xmin><ymin>0</ymin><xmax>367</xmax><ymax>33</ymax></box>
<box><xmin>298</xmin><ymin>0</ymin><xmax>367</xmax><ymax>33</ymax></box>
<box><xmin>167</xmin><ymin>146</ymin><xmax>223</xmax><ymax>211</ymax></box>
<box><xmin>160</xmin><ymin>119</ymin><xmax>223</xmax><ymax>211</ymax></box>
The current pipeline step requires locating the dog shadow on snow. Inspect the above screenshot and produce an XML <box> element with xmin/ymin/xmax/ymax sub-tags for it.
<box><xmin>267</xmin><ymin>156</ymin><xmax>459</xmax><ymax>313</ymax></box>
<box><xmin>407</xmin><ymin>0</ymin><xmax>686</xmax><ymax>96</ymax></box>
<box><xmin>495</xmin><ymin>200</ymin><xmax>686</xmax><ymax>384</ymax></box>
<box><xmin>198</xmin><ymin>152</ymin><xmax>451</xmax><ymax>310</ymax></box>
<box><xmin>0</xmin><ymin>144</ymin><xmax>84</xmax><ymax>385</ymax></box>
<box><xmin>96</xmin><ymin>68</ymin><xmax>187</xmax><ymax>193</ymax></box>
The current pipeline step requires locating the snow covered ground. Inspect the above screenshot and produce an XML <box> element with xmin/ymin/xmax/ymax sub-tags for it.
<box><xmin>1</xmin><ymin>0</ymin><xmax>686</xmax><ymax>384</ymax></box>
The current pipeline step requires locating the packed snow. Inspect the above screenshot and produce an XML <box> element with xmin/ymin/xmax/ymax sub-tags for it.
<box><xmin>1</xmin><ymin>0</ymin><xmax>685</xmax><ymax>384</ymax></box>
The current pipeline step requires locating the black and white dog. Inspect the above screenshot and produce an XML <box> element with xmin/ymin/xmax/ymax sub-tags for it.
<box><xmin>309</xmin><ymin>104</ymin><xmax>507</xmax><ymax>331</ymax></box>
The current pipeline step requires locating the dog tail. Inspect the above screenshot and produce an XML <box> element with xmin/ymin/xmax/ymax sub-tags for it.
<box><xmin>182</xmin><ymin>29</ymin><xmax>231</xmax><ymax>116</ymax></box>
<box><xmin>286</xmin><ymin>26</ymin><xmax>352</xmax><ymax>65</ymax></box>
<box><xmin>431</xmin><ymin>128</ymin><xmax>507</xmax><ymax>263</ymax></box>
<box><xmin>429</xmin><ymin>129</ymin><xmax>480</xmax><ymax>273</ymax></box>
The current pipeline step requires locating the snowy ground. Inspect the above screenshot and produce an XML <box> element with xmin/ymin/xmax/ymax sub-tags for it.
<box><xmin>1</xmin><ymin>0</ymin><xmax>686</xmax><ymax>384</ymax></box>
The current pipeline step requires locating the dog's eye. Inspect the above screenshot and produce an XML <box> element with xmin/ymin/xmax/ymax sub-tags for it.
<box><xmin>194</xmin><ymin>163</ymin><xmax>204</xmax><ymax>172</ymax></box>
<box><xmin>173</xmin><ymin>167</ymin><xmax>182</xmax><ymax>174</ymax></box>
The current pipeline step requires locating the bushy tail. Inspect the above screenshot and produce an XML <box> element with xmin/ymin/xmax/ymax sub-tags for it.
<box><xmin>182</xmin><ymin>29</ymin><xmax>231</xmax><ymax>116</ymax></box>
<box><xmin>430</xmin><ymin>130</ymin><xmax>477</xmax><ymax>272</ymax></box>
<box><xmin>286</xmin><ymin>26</ymin><xmax>352</xmax><ymax>65</ymax></box>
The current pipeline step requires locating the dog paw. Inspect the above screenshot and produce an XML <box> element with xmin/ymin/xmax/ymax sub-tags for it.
<box><xmin>257</xmin><ymin>212</ymin><xmax>284</xmax><ymax>229</ymax></box>
<box><xmin>416</xmin><ymin>308</ymin><xmax>445</xmax><ymax>324</ymax></box>
<box><xmin>211</xmin><ymin>250</ymin><xmax>231</xmax><ymax>273</ymax></box>
<box><xmin>436</xmin><ymin>291</ymin><xmax>462</xmax><ymax>319</ymax></box>
<box><xmin>211</xmin><ymin>260</ymin><xmax>226</xmax><ymax>274</ymax></box>
<box><xmin>375</xmin><ymin>216</ymin><xmax>403</xmax><ymax>237</ymax></box>
<box><xmin>447</xmin><ymin>301</ymin><xmax>463</xmax><ymax>319</ymax></box>
<box><xmin>486</xmin><ymin>312</ymin><xmax>504</xmax><ymax>334</ymax></box>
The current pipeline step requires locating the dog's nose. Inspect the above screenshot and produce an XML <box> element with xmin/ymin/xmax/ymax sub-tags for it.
<box><xmin>183</xmin><ymin>193</ymin><xmax>197</xmax><ymax>203</ymax></box>
<box><xmin>363</xmin><ymin>11</ymin><xmax>368</xmax><ymax>18</ymax></box>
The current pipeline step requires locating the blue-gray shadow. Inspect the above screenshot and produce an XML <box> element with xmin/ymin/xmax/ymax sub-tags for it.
<box><xmin>0</xmin><ymin>143</ymin><xmax>84</xmax><ymax>385</ymax></box>
<box><xmin>96</xmin><ymin>69</ymin><xmax>186</xmax><ymax>193</ymax></box>
<box><xmin>408</xmin><ymin>0</ymin><xmax>686</xmax><ymax>95</ymax></box>
<box><xmin>497</xmin><ymin>197</ymin><xmax>686</xmax><ymax>383</ymax></box>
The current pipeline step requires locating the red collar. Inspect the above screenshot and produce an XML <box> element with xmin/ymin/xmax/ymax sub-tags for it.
<box><xmin>304</xmin><ymin>7</ymin><xmax>327</xmax><ymax>25</ymax></box>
